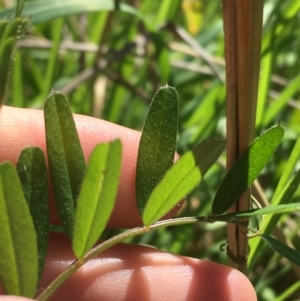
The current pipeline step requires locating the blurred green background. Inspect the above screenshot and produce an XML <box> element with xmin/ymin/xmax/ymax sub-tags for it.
<box><xmin>1</xmin><ymin>0</ymin><xmax>300</xmax><ymax>300</ymax></box>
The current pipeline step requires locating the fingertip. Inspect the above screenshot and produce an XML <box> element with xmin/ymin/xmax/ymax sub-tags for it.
<box><xmin>194</xmin><ymin>261</ymin><xmax>257</xmax><ymax>301</ymax></box>
<box><xmin>40</xmin><ymin>234</ymin><xmax>256</xmax><ymax>301</ymax></box>
<box><xmin>0</xmin><ymin>297</ymin><xmax>34</xmax><ymax>301</ymax></box>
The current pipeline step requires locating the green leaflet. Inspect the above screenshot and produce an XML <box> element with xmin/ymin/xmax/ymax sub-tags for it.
<box><xmin>0</xmin><ymin>162</ymin><xmax>38</xmax><ymax>298</ymax></box>
<box><xmin>44</xmin><ymin>91</ymin><xmax>86</xmax><ymax>239</ymax></box>
<box><xmin>211</xmin><ymin>203</ymin><xmax>300</xmax><ymax>222</ymax></box>
<box><xmin>16</xmin><ymin>147</ymin><xmax>49</xmax><ymax>282</ymax></box>
<box><xmin>212</xmin><ymin>125</ymin><xmax>284</xmax><ymax>215</ymax></box>
<box><xmin>136</xmin><ymin>85</ymin><xmax>179</xmax><ymax>216</ymax></box>
<box><xmin>249</xmin><ymin>137</ymin><xmax>300</xmax><ymax>268</ymax></box>
<box><xmin>260</xmin><ymin>234</ymin><xmax>300</xmax><ymax>267</ymax></box>
<box><xmin>73</xmin><ymin>140</ymin><xmax>122</xmax><ymax>259</ymax></box>
<box><xmin>143</xmin><ymin>139</ymin><xmax>225</xmax><ymax>226</ymax></box>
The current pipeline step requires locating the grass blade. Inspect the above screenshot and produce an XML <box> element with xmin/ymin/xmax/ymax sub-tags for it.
<box><xmin>0</xmin><ymin>162</ymin><xmax>38</xmax><ymax>297</ymax></box>
<box><xmin>136</xmin><ymin>85</ymin><xmax>179</xmax><ymax>216</ymax></box>
<box><xmin>44</xmin><ymin>91</ymin><xmax>86</xmax><ymax>239</ymax></box>
<box><xmin>73</xmin><ymin>140</ymin><xmax>122</xmax><ymax>259</ymax></box>
<box><xmin>212</xmin><ymin>125</ymin><xmax>284</xmax><ymax>215</ymax></box>
<box><xmin>260</xmin><ymin>234</ymin><xmax>300</xmax><ymax>267</ymax></box>
<box><xmin>16</xmin><ymin>147</ymin><xmax>49</xmax><ymax>282</ymax></box>
<box><xmin>249</xmin><ymin>137</ymin><xmax>300</xmax><ymax>268</ymax></box>
<box><xmin>0</xmin><ymin>17</ymin><xmax>28</xmax><ymax>105</ymax></box>
<box><xmin>264</xmin><ymin>73</ymin><xmax>300</xmax><ymax>126</ymax></box>
<box><xmin>143</xmin><ymin>139</ymin><xmax>225</xmax><ymax>226</ymax></box>
<box><xmin>0</xmin><ymin>0</ymin><xmax>142</xmax><ymax>24</ymax></box>
<box><xmin>213</xmin><ymin>203</ymin><xmax>300</xmax><ymax>222</ymax></box>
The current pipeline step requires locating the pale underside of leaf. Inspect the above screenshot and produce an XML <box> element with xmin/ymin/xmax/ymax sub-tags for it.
<box><xmin>143</xmin><ymin>139</ymin><xmax>225</xmax><ymax>226</ymax></box>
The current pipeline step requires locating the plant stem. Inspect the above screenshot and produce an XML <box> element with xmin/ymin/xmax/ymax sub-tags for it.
<box><xmin>222</xmin><ymin>0</ymin><xmax>264</xmax><ymax>274</ymax></box>
<box><xmin>36</xmin><ymin>217</ymin><xmax>198</xmax><ymax>301</ymax></box>
<box><xmin>35</xmin><ymin>202</ymin><xmax>300</xmax><ymax>300</ymax></box>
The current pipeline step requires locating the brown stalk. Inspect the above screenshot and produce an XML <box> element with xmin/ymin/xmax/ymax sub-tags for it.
<box><xmin>222</xmin><ymin>0</ymin><xmax>264</xmax><ymax>273</ymax></box>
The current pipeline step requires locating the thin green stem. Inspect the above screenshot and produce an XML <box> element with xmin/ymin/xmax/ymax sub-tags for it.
<box><xmin>36</xmin><ymin>202</ymin><xmax>300</xmax><ymax>300</ymax></box>
<box><xmin>16</xmin><ymin>0</ymin><xmax>26</xmax><ymax>17</ymax></box>
<box><xmin>36</xmin><ymin>217</ymin><xmax>198</xmax><ymax>301</ymax></box>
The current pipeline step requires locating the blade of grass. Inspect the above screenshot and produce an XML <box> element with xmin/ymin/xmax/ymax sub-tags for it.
<box><xmin>274</xmin><ymin>281</ymin><xmax>300</xmax><ymax>301</ymax></box>
<box><xmin>260</xmin><ymin>234</ymin><xmax>300</xmax><ymax>267</ymax></box>
<box><xmin>0</xmin><ymin>0</ymin><xmax>143</xmax><ymax>24</ymax></box>
<box><xmin>0</xmin><ymin>17</ymin><xmax>28</xmax><ymax>105</ymax></box>
<box><xmin>255</xmin><ymin>28</ymin><xmax>275</xmax><ymax>129</ymax></box>
<box><xmin>210</xmin><ymin>203</ymin><xmax>300</xmax><ymax>222</ymax></box>
<box><xmin>12</xmin><ymin>50</ymin><xmax>24</xmax><ymax>107</ymax></box>
<box><xmin>42</xmin><ymin>18</ymin><xmax>64</xmax><ymax>100</ymax></box>
<box><xmin>263</xmin><ymin>73</ymin><xmax>300</xmax><ymax>126</ymax></box>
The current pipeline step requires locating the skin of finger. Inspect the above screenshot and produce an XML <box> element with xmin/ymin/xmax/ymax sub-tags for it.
<box><xmin>34</xmin><ymin>233</ymin><xmax>256</xmax><ymax>301</ymax></box>
<box><xmin>0</xmin><ymin>297</ymin><xmax>34</xmax><ymax>301</ymax></box>
<box><xmin>0</xmin><ymin>106</ymin><xmax>180</xmax><ymax>228</ymax></box>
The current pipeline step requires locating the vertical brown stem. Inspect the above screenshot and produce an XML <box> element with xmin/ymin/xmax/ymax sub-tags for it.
<box><xmin>222</xmin><ymin>0</ymin><xmax>264</xmax><ymax>273</ymax></box>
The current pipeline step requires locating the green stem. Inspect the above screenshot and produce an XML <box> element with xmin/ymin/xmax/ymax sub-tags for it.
<box><xmin>37</xmin><ymin>208</ymin><xmax>280</xmax><ymax>301</ymax></box>
<box><xmin>36</xmin><ymin>216</ymin><xmax>199</xmax><ymax>301</ymax></box>
<box><xmin>16</xmin><ymin>0</ymin><xmax>26</xmax><ymax>17</ymax></box>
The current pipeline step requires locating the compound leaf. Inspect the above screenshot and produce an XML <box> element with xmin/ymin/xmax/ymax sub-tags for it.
<box><xmin>143</xmin><ymin>139</ymin><xmax>225</xmax><ymax>226</ymax></box>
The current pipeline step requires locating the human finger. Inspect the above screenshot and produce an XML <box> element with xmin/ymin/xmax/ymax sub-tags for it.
<box><xmin>37</xmin><ymin>233</ymin><xmax>257</xmax><ymax>301</ymax></box>
<box><xmin>0</xmin><ymin>297</ymin><xmax>33</xmax><ymax>301</ymax></box>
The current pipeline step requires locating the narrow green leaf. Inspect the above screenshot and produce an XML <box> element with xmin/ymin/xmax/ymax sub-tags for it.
<box><xmin>249</xmin><ymin>138</ymin><xmax>300</xmax><ymax>268</ymax></box>
<box><xmin>73</xmin><ymin>140</ymin><xmax>122</xmax><ymax>259</ymax></box>
<box><xmin>0</xmin><ymin>162</ymin><xmax>38</xmax><ymax>298</ymax></box>
<box><xmin>0</xmin><ymin>37</ymin><xmax>15</xmax><ymax>105</ymax></box>
<box><xmin>260</xmin><ymin>234</ymin><xmax>300</xmax><ymax>267</ymax></box>
<box><xmin>0</xmin><ymin>17</ymin><xmax>28</xmax><ymax>105</ymax></box>
<box><xmin>264</xmin><ymin>72</ymin><xmax>300</xmax><ymax>126</ymax></box>
<box><xmin>212</xmin><ymin>203</ymin><xmax>300</xmax><ymax>222</ymax></box>
<box><xmin>44</xmin><ymin>91</ymin><xmax>86</xmax><ymax>239</ymax></box>
<box><xmin>0</xmin><ymin>20</ymin><xmax>9</xmax><ymax>42</ymax></box>
<box><xmin>143</xmin><ymin>139</ymin><xmax>225</xmax><ymax>226</ymax></box>
<box><xmin>16</xmin><ymin>147</ymin><xmax>49</xmax><ymax>282</ymax></box>
<box><xmin>212</xmin><ymin>125</ymin><xmax>284</xmax><ymax>215</ymax></box>
<box><xmin>0</xmin><ymin>0</ymin><xmax>143</xmax><ymax>24</ymax></box>
<box><xmin>136</xmin><ymin>85</ymin><xmax>179</xmax><ymax>216</ymax></box>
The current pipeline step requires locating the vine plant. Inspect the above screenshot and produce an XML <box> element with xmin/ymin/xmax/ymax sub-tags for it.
<box><xmin>1</xmin><ymin>86</ymin><xmax>300</xmax><ymax>300</ymax></box>
<box><xmin>1</xmin><ymin>2</ymin><xmax>300</xmax><ymax>301</ymax></box>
